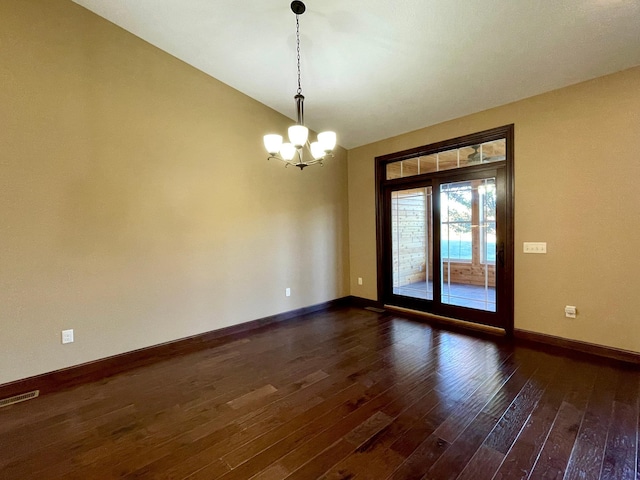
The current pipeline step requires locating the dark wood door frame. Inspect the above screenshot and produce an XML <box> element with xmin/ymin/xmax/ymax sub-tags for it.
<box><xmin>375</xmin><ymin>125</ymin><xmax>515</xmax><ymax>334</ymax></box>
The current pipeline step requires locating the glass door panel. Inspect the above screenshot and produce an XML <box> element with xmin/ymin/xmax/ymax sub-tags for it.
<box><xmin>391</xmin><ymin>187</ymin><xmax>433</xmax><ymax>300</ymax></box>
<box><xmin>440</xmin><ymin>178</ymin><xmax>496</xmax><ymax>312</ymax></box>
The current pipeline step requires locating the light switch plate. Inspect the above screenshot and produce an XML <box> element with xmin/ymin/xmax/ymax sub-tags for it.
<box><xmin>523</xmin><ymin>242</ymin><xmax>547</xmax><ymax>253</ymax></box>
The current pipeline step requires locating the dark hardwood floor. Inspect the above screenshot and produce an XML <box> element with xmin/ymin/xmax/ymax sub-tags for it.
<box><xmin>1</xmin><ymin>307</ymin><xmax>638</xmax><ymax>479</ymax></box>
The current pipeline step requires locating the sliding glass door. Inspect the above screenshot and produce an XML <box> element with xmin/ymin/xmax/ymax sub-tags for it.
<box><xmin>377</xmin><ymin>126</ymin><xmax>513</xmax><ymax>332</ymax></box>
<box><xmin>391</xmin><ymin>186</ymin><xmax>433</xmax><ymax>301</ymax></box>
<box><xmin>440</xmin><ymin>177</ymin><xmax>496</xmax><ymax>312</ymax></box>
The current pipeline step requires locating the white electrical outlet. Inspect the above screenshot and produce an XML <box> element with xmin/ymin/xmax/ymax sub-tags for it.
<box><xmin>358</xmin><ymin>277</ymin><xmax>363</xmax><ymax>285</ymax></box>
<box><xmin>285</xmin><ymin>288</ymin><xmax>291</xmax><ymax>297</ymax></box>
<box><xmin>523</xmin><ymin>242</ymin><xmax>547</xmax><ymax>254</ymax></box>
<box><xmin>564</xmin><ymin>306</ymin><xmax>577</xmax><ymax>318</ymax></box>
<box><xmin>61</xmin><ymin>329</ymin><xmax>74</xmax><ymax>344</ymax></box>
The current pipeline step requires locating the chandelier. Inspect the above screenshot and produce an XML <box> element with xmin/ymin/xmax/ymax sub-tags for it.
<box><xmin>263</xmin><ymin>1</ymin><xmax>336</xmax><ymax>170</ymax></box>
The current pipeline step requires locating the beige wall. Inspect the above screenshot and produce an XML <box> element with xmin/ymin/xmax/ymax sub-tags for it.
<box><xmin>0</xmin><ymin>0</ymin><xmax>349</xmax><ymax>384</ymax></box>
<box><xmin>348</xmin><ymin>66</ymin><xmax>640</xmax><ymax>354</ymax></box>
<box><xmin>2</xmin><ymin>0</ymin><xmax>638</xmax><ymax>387</ymax></box>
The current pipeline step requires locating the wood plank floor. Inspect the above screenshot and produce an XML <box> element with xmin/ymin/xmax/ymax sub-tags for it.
<box><xmin>1</xmin><ymin>307</ymin><xmax>639</xmax><ymax>479</ymax></box>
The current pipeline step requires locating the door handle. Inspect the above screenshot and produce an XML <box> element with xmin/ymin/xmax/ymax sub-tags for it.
<box><xmin>498</xmin><ymin>242</ymin><xmax>505</xmax><ymax>268</ymax></box>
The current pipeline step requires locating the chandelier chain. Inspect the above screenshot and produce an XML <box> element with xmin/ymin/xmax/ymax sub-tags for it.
<box><xmin>296</xmin><ymin>15</ymin><xmax>302</xmax><ymax>95</ymax></box>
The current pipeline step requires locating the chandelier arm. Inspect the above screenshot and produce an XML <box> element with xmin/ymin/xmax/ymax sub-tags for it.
<box><xmin>268</xmin><ymin>154</ymin><xmax>286</xmax><ymax>164</ymax></box>
<box><xmin>268</xmin><ymin>154</ymin><xmax>298</xmax><ymax>169</ymax></box>
<box><xmin>267</xmin><ymin>146</ymin><xmax>333</xmax><ymax>165</ymax></box>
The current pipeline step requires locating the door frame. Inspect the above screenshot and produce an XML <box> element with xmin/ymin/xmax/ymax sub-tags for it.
<box><xmin>375</xmin><ymin>125</ymin><xmax>514</xmax><ymax>334</ymax></box>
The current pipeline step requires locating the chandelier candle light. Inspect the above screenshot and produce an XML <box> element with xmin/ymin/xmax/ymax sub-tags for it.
<box><xmin>263</xmin><ymin>1</ymin><xmax>337</xmax><ymax>170</ymax></box>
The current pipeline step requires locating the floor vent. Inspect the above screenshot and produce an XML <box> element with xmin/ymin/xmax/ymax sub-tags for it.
<box><xmin>0</xmin><ymin>390</ymin><xmax>40</xmax><ymax>408</ymax></box>
<box><xmin>364</xmin><ymin>306</ymin><xmax>386</xmax><ymax>313</ymax></box>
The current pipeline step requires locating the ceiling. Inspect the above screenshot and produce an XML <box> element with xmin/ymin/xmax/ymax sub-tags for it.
<box><xmin>72</xmin><ymin>0</ymin><xmax>640</xmax><ymax>149</ymax></box>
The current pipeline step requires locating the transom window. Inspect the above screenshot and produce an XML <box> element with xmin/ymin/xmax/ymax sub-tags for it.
<box><xmin>386</xmin><ymin>139</ymin><xmax>506</xmax><ymax>180</ymax></box>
